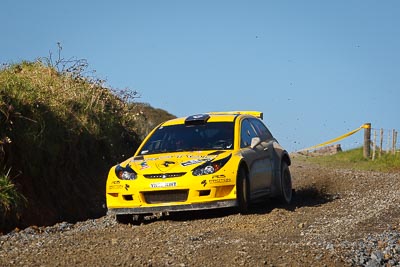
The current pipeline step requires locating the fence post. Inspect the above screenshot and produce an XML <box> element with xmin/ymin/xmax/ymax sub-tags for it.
<box><xmin>372</xmin><ymin>129</ymin><xmax>376</xmax><ymax>160</ymax></box>
<box><xmin>363</xmin><ymin>123</ymin><xmax>371</xmax><ymax>159</ymax></box>
<box><xmin>379</xmin><ymin>128</ymin><xmax>383</xmax><ymax>157</ymax></box>
<box><xmin>387</xmin><ymin>131</ymin><xmax>391</xmax><ymax>153</ymax></box>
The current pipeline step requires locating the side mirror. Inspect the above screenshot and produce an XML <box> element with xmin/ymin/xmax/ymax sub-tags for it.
<box><xmin>250</xmin><ymin>137</ymin><xmax>261</xmax><ymax>149</ymax></box>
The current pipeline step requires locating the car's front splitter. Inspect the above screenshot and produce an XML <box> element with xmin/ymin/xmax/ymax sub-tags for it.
<box><xmin>107</xmin><ymin>200</ymin><xmax>237</xmax><ymax>215</ymax></box>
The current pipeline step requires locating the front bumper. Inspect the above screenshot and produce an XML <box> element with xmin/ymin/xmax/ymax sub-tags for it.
<box><xmin>107</xmin><ymin>199</ymin><xmax>237</xmax><ymax>215</ymax></box>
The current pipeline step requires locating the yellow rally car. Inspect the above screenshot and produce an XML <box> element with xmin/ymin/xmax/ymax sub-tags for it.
<box><xmin>106</xmin><ymin>111</ymin><xmax>292</xmax><ymax>223</ymax></box>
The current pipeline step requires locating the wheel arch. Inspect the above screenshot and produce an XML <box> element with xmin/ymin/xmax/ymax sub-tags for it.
<box><xmin>281</xmin><ymin>150</ymin><xmax>291</xmax><ymax>167</ymax></box>
<box><xmin>271</xmin><ymin>150</ymin><xmax>291</xmax><ymax>197</ymax></box>
<box><xmin>236</xmin><ymin>159</ymin><xmax>250</xmax><ymax>213</ymax></box>
<box><xmin>236</xmin><ymin>159</ymin><xmax>250</xmax><ymax>189</ymax></box>
<box><xmin>237</xmin><ymin>160</ymin><xmax>249</xmax><ymax>176</ymax></box>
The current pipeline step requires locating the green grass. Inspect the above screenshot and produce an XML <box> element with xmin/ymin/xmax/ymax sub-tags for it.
<box><xmin>297</xmin><ymin>147</ymin><xmax>400</xmax><ymax>172</ymax></box>
<box><xmin>0</xmin><ymin>169</ymin><xmax>25</xmax><ymax>215</ymax></box>
<box><xmin>0</xmin><ymin>58</ymin><xmax>175</xmax><ymax>231</ymax></box>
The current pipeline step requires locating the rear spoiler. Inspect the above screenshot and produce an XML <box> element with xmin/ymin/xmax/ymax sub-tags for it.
<box><xmin>208</xmin><ymin>111</ymin><xmax>263</xmax><ymax>120</ymax></box>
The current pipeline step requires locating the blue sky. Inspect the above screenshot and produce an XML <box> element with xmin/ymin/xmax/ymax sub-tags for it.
<box><xmin>1</xmin><ymin>1</ymin><xmax>399</xmax><ymax>152</ymax></box>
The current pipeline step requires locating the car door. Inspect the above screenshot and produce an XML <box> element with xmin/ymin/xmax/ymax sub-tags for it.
<box><xmin>249</xmin><ymin>118</ymin><xmax>274</xmax><ymax>188</ymax></box>
<box><xmin>240</xmin><ymin>119</ymin><xmax>273</xmax><ymax>199</ymax></box>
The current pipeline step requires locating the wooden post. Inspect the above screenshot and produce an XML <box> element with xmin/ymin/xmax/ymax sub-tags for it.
<box><xmin>387</xmin><ymin>131</ymin><xmax>391</xmax><ymax>153</ymax></box>
<box><xmin>363</xmin><ymin>123</ymin><xmax>371</xmax><ymax>159</ymax></box>
<box><xmin>379</xmin><ymin>128</ymin><xmax>383</xmax><ymax>157</ymax></box>
<box><xmin>372</xmin><ymin>129</ymin><xmax>376</xmax><ymax>160</ymax></box>
<box><xmin>393</xmin><ymin>129</ymin><xmax>397</xmax><ymax>155</ymax></box>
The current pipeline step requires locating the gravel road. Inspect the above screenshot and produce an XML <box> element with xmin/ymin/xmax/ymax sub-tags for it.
<box><xmin>1</xmin><ymin>159</ymin><xmax>399</xmax><ymax>267</ymax></box>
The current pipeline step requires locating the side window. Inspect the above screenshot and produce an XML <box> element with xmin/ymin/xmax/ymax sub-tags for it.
<box><xmin>240</xmin><ymin>119</ymin><xmax>258</xmax><ymax>148</ymax></box>
<box><xmin>250</xmin><ymin>118</ymin><xmax>273</xmax><ymax>142</ymax></box>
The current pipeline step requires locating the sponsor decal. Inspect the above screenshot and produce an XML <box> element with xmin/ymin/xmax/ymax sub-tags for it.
<box><xmin>140</xmin><ymin>161</ymin><xmax>150</xmax><ymax>170</ymax></box>
<box><xmin>181</xmin><ymin>159</ymin><xmax>206</xmax><ymax>166</ymax></box>
<box><xmin>209</xmin><ymin>178</ymin><xmax>232</xmax><ymax>184</ymax></box>
<box><xmin>125</xmin><ymin>184</ymin><xmax>130</xmax><ymax>191</ymax></box>
<box><xmin>186</xmin><ymin>154</ymin><xmax>216</xmax><ymax>159</ymax></box>
<box><xmin>150</xmin><ymin>181</ymin><xmax>177</xmax><ymax>188</ymax></box>
<box><xmin>143</xmin><ymin>154</ymin><xmax>217</xmax><ymax>162</ymax></box>
<box><xmin>108</xmin><ymin>185</ymin><xmax>123</xmax><ymax>190</ymax></box>
<box><xmin>162</xmin><ymin>161</ymin><xmax>175</xmax><ymax>167</ymax></box>
<box><xmin>146</xmin><ymin>155</ymin><xmax>173</xmax><ymax>161</ymax></box>
<box><xmin>201</xmin><ymin>180</ymin><xmax>207</xmax><ymax>187</ymax></box>
<box><xmin>111</xmin><ymin>181</ymin><xmax>121</xmax><ymax>184</ymax></box>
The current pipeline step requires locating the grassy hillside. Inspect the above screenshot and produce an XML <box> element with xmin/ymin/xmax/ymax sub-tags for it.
<box><xmin>294</xmin><ymin>147</ymin><xmax>400</xmax><ymax>172</ymax></box>
<box><xmin>0</xmin><ymin>60</ymin><xmax>175</xmax><ymax>232</ymax></box>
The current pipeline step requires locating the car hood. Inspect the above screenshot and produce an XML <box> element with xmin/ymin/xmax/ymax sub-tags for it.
<box><xmin>127</xmin><ymin>150</ymin><xmax>230</xmax><ymax>173</ymax></box>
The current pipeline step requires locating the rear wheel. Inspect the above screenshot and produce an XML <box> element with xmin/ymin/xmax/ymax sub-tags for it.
<box><xmin>237</xmin><ymin>168</ymin><xmax>250</xmax><ymax>214</ymax></box>
<box><xmin>279</xmin><ymin>162</ymin><xmax>292</xmax><ymax>204</ymax></box>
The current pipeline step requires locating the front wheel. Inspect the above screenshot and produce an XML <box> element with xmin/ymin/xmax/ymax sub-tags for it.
<box><xmin>116</xmin><ymin>214</ymin><xmax>143</xmax><ymax>225</ymax></box>
<box><xmin>237</xmin><ymin>168</ymin><xmax>250</xmax><ymax>214</ymax></box>
<box><xmin>279</xmin><ymin>162</ymin><xmax>292</xmax><ymax>204</ymax></box>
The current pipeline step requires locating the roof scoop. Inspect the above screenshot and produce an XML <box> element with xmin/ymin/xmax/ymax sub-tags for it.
<box><xmin>185</xmin><ymin>114</ymin><xmax>210</xmax><ymax>126</ymax></box>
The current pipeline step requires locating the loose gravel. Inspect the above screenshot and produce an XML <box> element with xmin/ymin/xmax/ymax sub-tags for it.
<box><xmin>1</xmin><ymin>159</ymin><xmax>399</xmax><ymax>266</ymax></box>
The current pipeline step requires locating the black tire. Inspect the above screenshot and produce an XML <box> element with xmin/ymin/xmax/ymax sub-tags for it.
<box><xmin>116</xmin><ymin>214</ymin><xmax>143</xmax><ymax>225</ymax></box>
<box><xmin>279</xmin><ymin>161</ymin><xmax>293</xmax><ymax>204</ymax></box>
<box><xmin>237</xmin><ymin>168</ymin><xmax>250</xmax><ymax>214</ymax></box>
<box><xmin>116</xmin><ymin>214</ymin><xmax>133</xmax><ymax>224</ymax></box>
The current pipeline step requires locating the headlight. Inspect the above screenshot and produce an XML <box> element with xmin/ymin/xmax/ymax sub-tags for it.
<box><xmin>192</xmin><ymin>154</ymin><xmax>232</xmax><ymax>176</ymax></box>
<box><xmin>115</xmin><ymin>164</ymin><xmax>137</xmax><ymax>180</ymax></box>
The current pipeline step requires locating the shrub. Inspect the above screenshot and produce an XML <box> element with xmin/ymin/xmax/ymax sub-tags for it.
<box><xmin>0</xmin><ymin>50</ymin><xmax>175</xmax><ymax>231</ymax></box>
<box><xmin>0</xmin><ymin>169</ymin><xmax>26</xmax><ymax>230</ymax></box>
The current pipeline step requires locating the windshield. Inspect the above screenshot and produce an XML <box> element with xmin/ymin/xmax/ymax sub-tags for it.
<box><xmin>139</xmin><ymin>122</ymin><xmax>234</xmax><ymax>155</ymax></box>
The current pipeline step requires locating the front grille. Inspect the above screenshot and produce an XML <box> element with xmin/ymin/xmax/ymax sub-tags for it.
<box><xmin>144</xmin><ymin>172</ymin><xmax>186</xmax><ymax>179</ymax></box>
<box><xmin>143</xmin><ymin>190</ymin><xmax>188</xmax><ymax>204</ymax></box>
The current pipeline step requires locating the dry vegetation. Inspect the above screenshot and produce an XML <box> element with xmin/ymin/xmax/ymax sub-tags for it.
<box><xmin>294</xmin><ymin>147</ymin><xmax>400</xmax><ymax>173</ymax></box>
<box><xmin>0</xmin><ymin>58</ymin><xmax>174</xmax><ymax>232</ymax></box>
